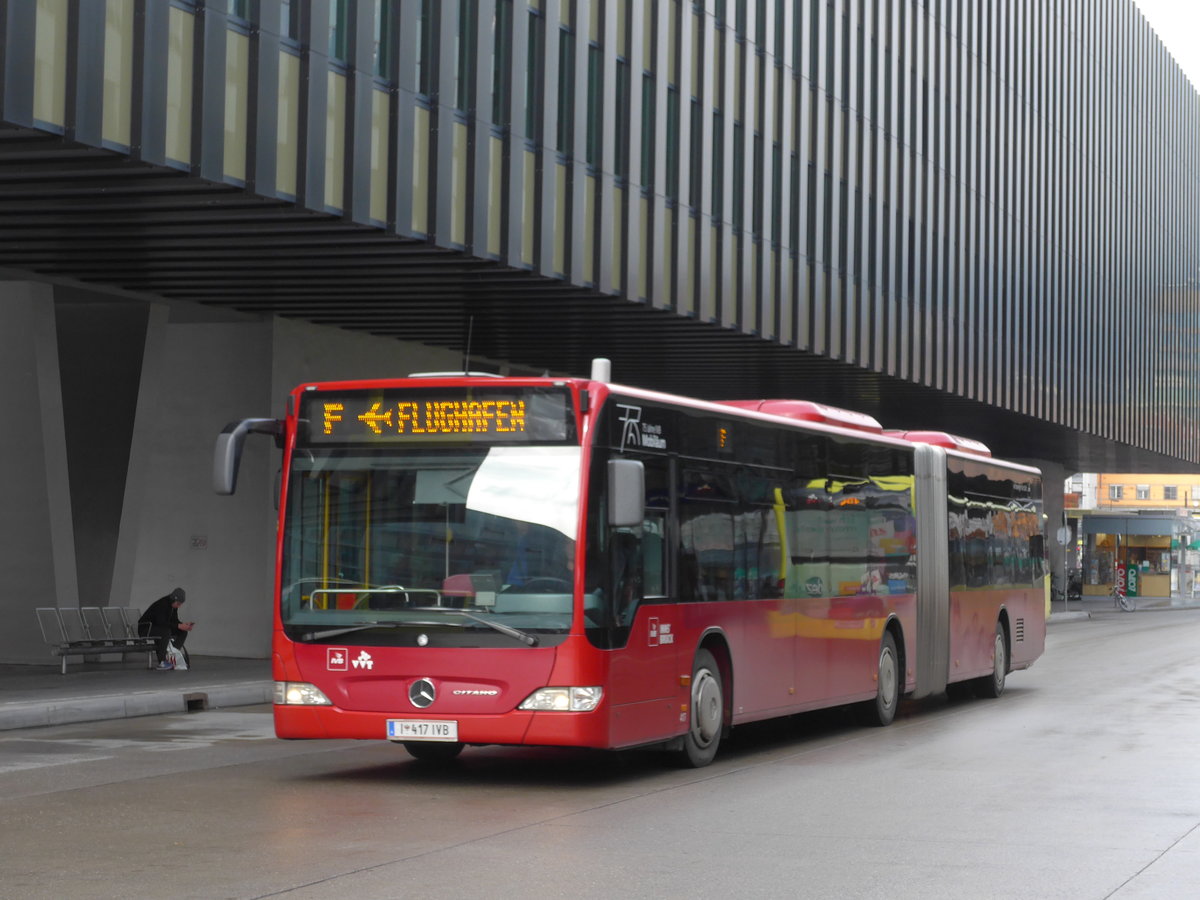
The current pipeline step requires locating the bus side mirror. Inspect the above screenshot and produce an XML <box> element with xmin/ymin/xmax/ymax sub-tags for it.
<box><xmin>214</xmin><ymin>418</ymin><xmax>282</xmax><ymax>495</ymax></box>
<box><xmin>607</xmin><ymin>459</ymin><xmax>645</xmax><ymax>528</ymax></box>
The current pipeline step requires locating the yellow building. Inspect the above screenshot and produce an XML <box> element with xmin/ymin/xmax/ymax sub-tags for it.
<box><xmin>1095</xmin><ymin>474</ymin><xmax>1200</xmax><ymax>510</ymax></box>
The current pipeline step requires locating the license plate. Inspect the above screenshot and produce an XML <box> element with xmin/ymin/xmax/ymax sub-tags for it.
<box><xmin>387</xmin><ymin>719</ymin><xmax>458</xmax><ymax>742</ymax></box>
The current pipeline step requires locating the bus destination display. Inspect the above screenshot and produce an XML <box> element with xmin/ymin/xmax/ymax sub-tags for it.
<box><xmin>302</xmin><ymin>388</ymin><xmax>573</xmax><ymax>444</ymax></box>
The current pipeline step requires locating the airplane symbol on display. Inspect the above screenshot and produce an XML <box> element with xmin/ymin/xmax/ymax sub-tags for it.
<box><xmin>358</xmin><ymin>402</ymin><xmax>395</xmax><ymax>434</ymax></box>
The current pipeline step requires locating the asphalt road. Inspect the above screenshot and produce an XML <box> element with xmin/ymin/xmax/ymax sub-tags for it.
<box><xmin>2</xmin><ymin>611</ymin><xmax>1199</xmax><ymax>900</ymax></box>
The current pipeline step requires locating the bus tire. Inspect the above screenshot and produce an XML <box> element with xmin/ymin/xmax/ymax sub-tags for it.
<box><xmin>975</xmin><ymin>622</ymin><xmax>1007</xmax><ymax>699</ymax></box>
<box><xmin>859</xmin><ymin>631</ymin><xmax>899</xmax><ymax>727</ymax></box>
<box><xmin>403</xmin><ymin>741</ymin><xmax>464</xmax><ymax>762</ymax></box>
<box><xmin>678</xmin><ymin>648</ymin><xmax>724</xmax><ymax>768</ymax></box>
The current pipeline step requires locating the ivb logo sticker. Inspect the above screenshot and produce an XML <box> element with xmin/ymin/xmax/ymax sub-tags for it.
<box><xmin>327</xmin><ymin>648</ymin><xmax>348</xmax><ymax>671</ymax></box>
<box><xmin>648</xmin><ymin>618</ymin><xmax>675</xmax><ymax>646</ymax></box>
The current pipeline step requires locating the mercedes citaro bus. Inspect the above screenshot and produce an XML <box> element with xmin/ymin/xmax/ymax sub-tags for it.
<box><xmin>215</xmin><ymin>359</ymin><xmax>1045</xmax><ymax>766</ymax></box>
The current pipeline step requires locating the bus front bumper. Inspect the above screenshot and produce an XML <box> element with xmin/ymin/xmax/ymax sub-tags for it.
<box><xmin>274</xmin><ymin>704</ymin><xmax>612</xmax><ymax>749</ymax></box>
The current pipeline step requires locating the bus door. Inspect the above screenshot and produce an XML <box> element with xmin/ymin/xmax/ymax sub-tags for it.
<box><xmin>600</xmin><ymin>457</ymin><xmax>681</xmax><ymax>743</ymax></box>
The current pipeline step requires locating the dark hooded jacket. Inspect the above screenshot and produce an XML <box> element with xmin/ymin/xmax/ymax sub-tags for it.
<box><xmin>139</xmin><ymin>588</ymin><xmax>186</xmax><ymax>631</ymax></box>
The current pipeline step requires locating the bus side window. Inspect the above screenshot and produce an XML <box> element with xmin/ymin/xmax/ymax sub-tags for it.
<box><xmin>679</xmin><ymin>468</ymin><xmax>736</xmax><ymax>602</ymax></box>
<box><xmin>611</xmin><ymin>527</ymin><xmax>642</xmax><ymax>625</ymax></box>
<box><xmin>642</xmin><ymin>512</ymin><xmax>666</xmax><ymax>597</ymax></box>
<box><xmin>612</xmin><ymin>512</ymin><xmax>667</xmax><ymax>626</ymax></box>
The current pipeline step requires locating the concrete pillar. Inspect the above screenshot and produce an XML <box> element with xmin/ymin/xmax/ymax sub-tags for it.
<box><xmin>112</xmin><ymin>316</ymin><xmax>278</xmax><ymax>658</ymax></box>
<box><xmin>1018</xmin><ymin>458</ymin><xmax>1069</xmax><ymax>596</ymax></box>
<box><xmin>57</xmin><ymin>298</ymin><xmax>153</xmax><ymax>607</ymax></box>
<box><xmin>0</xmin><ymin>282</ymin><xmax>79</xmax><ymax>662</ymax></box>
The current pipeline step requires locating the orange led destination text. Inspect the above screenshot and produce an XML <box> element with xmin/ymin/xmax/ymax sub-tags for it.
<box><xmin>323</xmin><ymin>399</ymin><xmax>528</xmax><ymax>437</ymax></box>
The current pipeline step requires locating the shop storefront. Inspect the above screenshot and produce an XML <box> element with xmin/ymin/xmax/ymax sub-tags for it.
<box><xmin>1075</xmin><ymin>511</ymin><xmax>1200</xmax><ymax>601</ymax></box>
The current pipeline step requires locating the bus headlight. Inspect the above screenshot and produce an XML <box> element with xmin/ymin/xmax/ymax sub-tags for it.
<box><xmin>518</xmin><ymin>687</ymin><xmax>603</xmax><ymax>712</ymax></box>
<box><xmin>274</xmin><ymin>681</ymin><xmax>332</xmax><ymax>706</ymax></box>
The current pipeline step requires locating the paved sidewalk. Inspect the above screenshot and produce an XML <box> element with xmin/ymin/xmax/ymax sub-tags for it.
<box><xmin>3</xmin><ymin>597</ymin><xmax>1197</xmax><ymax>733</ymax></box>
<box><xmin>0</xmin><ymin>655</ymin><xmax>272</xmax><ymax>731</ymax></box>
<box><xmin>1049</xmin><ymin>593</ymin><xmax>1200</xmax><ymax>622</ymax></box>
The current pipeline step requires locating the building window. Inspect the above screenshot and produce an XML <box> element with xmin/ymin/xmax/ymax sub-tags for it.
<box><xmin>374</xmin><ymin>0</ymin><xmax>395</xmax><ymax>79</ymax></box>
<box><xmin>665</xmin><ymin>87</ymin><xmax>679</xmax><ymax>200</ymax></box>
<box><xmin>711</xmin><ymin>109</ymin><xmax>724</xmax><ymax>219</ymax></box>
<box><xmin>492</xmin><ymin>0</ymin><xmax>513</xmax><ymax>125</ymax></box>
<box><xmin>641</xmin><ymin>73</ymin><xmax>655</xmax><ymax>186</ymax></box>
<box><xmin>228</xmin><ymin>0</ymin><xmax>249</xmax><ymax>21</ymax></box>
<box><xmin>457</xmin><ymin>0</ymin><xmax>478</xmax><ymax>112</ymax></box>
<box><xmin>732</xmin><ymin>121</ymin><xmax>744</xmax><ymax>230</ymax></box>
<box><xmin>614</xmin><ymin>59</ymin><xmax>630</xmax><ymax>178</ymax></box>
<box><xmin>557</xmin><ymin>25</ymin><xmax>575</xmax><ymax>153</ymax></box>
<box><xmin>1164</xmin><ymin>485</ymin><xmax>1179</xmax><ymax>501</ymax></box>
<box><xmin>586</xmin><ymin>44</ymin><xmax>602</xmax><ymax>166</ymax></box>
<box><xmin>329</xmin><ymin>0</ymin><xmax>348</xmax><ymax>62</ymax></box>
<box><xmin>1109</xmin><ymin>485</ymin><xmax>1124</xmax><ymax>501</ymax></box>
<box><xmin>417</xmin><ymin>0</ymin><xmax>433</xmax><ymax>96</ymax></box>
<box><xmin>1136</xmin><ymin>484</ymin><xmax>1150</xmax><ymax>500</ymax></box>
<box><xmin>280</xmin><ymin>0</ymin><xmax>299</xmax><ymax>39</ymax></box>
<box><xmin>525</xmin><ymin>10</ymin><xmax>544</xmax><ymax>137</ymax></box>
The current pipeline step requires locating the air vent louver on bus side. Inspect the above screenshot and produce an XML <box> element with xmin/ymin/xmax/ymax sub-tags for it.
<box><xmin>1014</xmin><ymin>618</ymin><xmax>1025</xmax><ymax>643</ymax></box>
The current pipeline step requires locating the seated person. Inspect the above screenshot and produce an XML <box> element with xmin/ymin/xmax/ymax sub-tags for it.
<box><xmin>139</xmin><ymin>587</ymin><xmax>195</xmax><ymax>670</ymax></box>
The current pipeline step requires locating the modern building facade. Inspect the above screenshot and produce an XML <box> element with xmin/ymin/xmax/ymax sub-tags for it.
<box><xmin>2</xmin><ymin>0</ymin><xmax>1199</xmax><ymax>661</ymax></box>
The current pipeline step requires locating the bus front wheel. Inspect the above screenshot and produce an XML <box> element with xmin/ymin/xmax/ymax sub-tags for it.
<box><xmin>678</xmin><ymin>648</ymin><xmax>724</xmax><ymax>768</ymax></box>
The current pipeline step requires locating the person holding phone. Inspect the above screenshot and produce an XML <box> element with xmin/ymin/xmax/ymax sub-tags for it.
<box><xmin>139</xmin><ymin>587</ymin><xmax>195</xmax><ymax>670</ymax></box>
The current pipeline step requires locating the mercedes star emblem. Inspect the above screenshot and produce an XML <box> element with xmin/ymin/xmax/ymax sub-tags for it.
<box><xmin>409</xmin><ymin>678</ymin><xmax>436</xmax><ymax>708</ymax></box>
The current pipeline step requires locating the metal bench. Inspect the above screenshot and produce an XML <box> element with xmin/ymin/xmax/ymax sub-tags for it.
<box><xmin>35</xmin><ymin>607</ymin><xmax>158</xmax><ymax>674</ymax></box>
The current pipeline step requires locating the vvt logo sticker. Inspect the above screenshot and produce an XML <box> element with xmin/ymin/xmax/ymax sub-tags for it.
<box><xmin>351</xmin><ymin>650</ymin><xmax>374</xmax><ymax>670</ymax></box>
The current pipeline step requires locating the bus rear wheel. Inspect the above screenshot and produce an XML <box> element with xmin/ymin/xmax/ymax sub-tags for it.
<box><xmin>403</xmin><ymin>741</ymin><xmax>464</xmax><ymax>762</ymax></box>
<box><xmin>678</xmin><ymin>648</ymin><xmax>724</xmax><ymax>768</ymax></box>
<box><xmin>975</xmin><ymin>622</ymin><xmax>1007</xmax><ymax>699</ymax></box>
<box><xmin>858</xmin><ymin>631</ymin><xmax>899</xmax><ymax>727</ymax></box>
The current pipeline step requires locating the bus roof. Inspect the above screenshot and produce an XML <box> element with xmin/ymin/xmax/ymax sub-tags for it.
<box><xmin>716</xmin><ymin>399</ymin><xmax>884</xmax><ymax>434</ymax></box>
<box><xmin>883</xmin><ymin>430</ymin><xmax>993</xmax><ymax>457</ymax></box>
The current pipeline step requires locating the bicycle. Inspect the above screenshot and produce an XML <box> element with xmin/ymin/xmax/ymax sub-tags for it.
<box><xmin>1112</xmin><ymin>583</ymin><xmax>1135</xmax><ymax>612</ymax></box>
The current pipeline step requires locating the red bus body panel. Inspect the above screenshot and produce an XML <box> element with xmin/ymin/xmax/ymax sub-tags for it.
<box><xmin>948</xmin><ymin>586</ymin><xmax>1045</xmax><ymax>681</ymax></box>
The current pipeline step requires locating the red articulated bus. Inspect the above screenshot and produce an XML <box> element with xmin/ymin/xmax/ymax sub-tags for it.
<box><xmin>215</xmin><ymin>359</ymin><xmax>1046</xmax><ymax>766</ymax></box>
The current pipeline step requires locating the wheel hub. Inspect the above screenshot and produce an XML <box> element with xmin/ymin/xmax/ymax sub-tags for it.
<box><xmin>692</xmin><ymin>669</ymin><xmax>722</xmax><ymax>746</ymax></box>
<box><xmin>879</xmin><ymin>648</ymin><xmax>897</xmax><ymax>710</ymax></box>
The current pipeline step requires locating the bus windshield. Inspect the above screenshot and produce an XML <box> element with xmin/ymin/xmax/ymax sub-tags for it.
<box><xmin>280</xmin><ymin>445</ymin><xmax>582</xmax><ymax>648</ymax></box>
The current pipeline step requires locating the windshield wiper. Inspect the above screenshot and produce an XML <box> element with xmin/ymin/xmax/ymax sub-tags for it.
<box><xmin>296</xmin><ymin>613</ymin><xmax>540</xmax><ymax>647</ymax></box>
<box><xmin>410</xmin><ymin>607</ymin><xmax>539</xmax><ymax>647</ymax></box>
<box><xmin>296</xmin><ymin>621</ymin><xmax>407</xmax><ymax>641</ymax></box>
